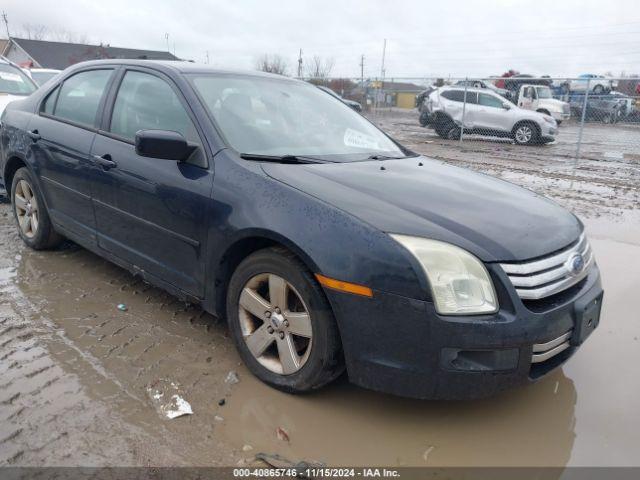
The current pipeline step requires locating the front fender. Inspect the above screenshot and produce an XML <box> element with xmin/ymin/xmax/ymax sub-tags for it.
<box><xmin>204</xmin><ymin>150</ymin><xmax>426</xmax><ymax>312</ymax></box>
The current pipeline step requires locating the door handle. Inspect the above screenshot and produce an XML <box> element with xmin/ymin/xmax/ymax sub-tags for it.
<box><xmin>92</xmin><ymin>154</ymin><xmax>117</xmax><ymax>170</ymax></box>
<box><xmin>27</xmin><ymin>129</ymin><xmax>41</xmax><ymax>142</ymax></box>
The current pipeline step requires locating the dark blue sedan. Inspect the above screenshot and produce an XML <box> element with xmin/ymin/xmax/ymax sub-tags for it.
<box><xmin>0</xmin><ymin>60</ymin><xmax>603</xmax><ymax>399</ymax></box>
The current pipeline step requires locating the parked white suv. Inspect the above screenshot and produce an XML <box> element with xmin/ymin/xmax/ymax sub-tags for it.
<box><xmin>562</xmin><ymin>74</ymin><xmax>617</xmax><ymax>95</ymax></box>
<box><xmin>424</xmin><ymin>86</ymin><xmax>557</xmax><ymax>145</ymax></box>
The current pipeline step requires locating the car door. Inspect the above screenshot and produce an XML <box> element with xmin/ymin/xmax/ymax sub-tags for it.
<box><xmin>90</xmin><ymin>67</ymin><xmax>214</xmax><ymax>297</ymax></box>
<box><xmin>442</xmin><ymin>90</ymin><xmax>477</xmax><ymax>128</ymax></box>
<box><xmin>476</xmin><ymin>92</ymin><xmax>512</xmax><ymax>133</ymax></box>
<box><xmin>27</xmin><ymin>68</ymin><xmax>115</xmax><ymax>243</ymax></box>
<box><xmin>518</xmin><ymin>86</ymin><xmax>536</xmax><ymax>110</ymax></box>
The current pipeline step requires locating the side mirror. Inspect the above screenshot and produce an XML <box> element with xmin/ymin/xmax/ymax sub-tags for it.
<box><xmin>502</xmin><ymin>103</ymin><xmax>511</xmax><ymax>110</ymax></box>
<box><xmin>135</xmin><ymin>129</ymin><xmax>190</xmax><ymax>161</ymax></box>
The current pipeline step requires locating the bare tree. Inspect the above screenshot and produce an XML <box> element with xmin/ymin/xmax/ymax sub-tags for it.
<box><xmin>306</xmin><ymin>55</ymin><xmax>335</xmax><ymax>80</ymax></box>
<box><xmin>17</xmin><ymin>24</ymin><xmax>89</xmax><ymax>44</ymax></box>
<box><xmin>21</xmin><ymin>23</ymin><xmax>48</xmax><ymax>40</ymax></box>
<box><xmin>255</xmin><ymin>54</ymin><xmax>288</xmax><ymax>76</ymax></box>
<box><xmin>49</xmin><ymin>27</ymin><xmax>89</xmax><ymax>44</ymax></box>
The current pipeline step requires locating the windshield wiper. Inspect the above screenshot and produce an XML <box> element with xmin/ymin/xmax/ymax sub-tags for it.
<box><xmin>367</xmin><ymin>154</ymin><xmax>415</xmax><ymax>160</ymax></box>
<box><xmin>240</xmin><ymin>153</ymin><xmax>327</xmax><ymax>164</ymax></box>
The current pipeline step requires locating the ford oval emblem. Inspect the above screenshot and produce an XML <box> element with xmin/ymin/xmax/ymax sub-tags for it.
<box><xmin>567</xmin><ymin>253</ymin><xmax>585</xmax><ymax>276</ymax></box>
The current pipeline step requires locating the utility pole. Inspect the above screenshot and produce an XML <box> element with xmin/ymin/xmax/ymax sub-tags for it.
<box><xmin>380</xmin><ymin>38</ymin><xmax>386</xmax><ymax>80</ymax></box>
<box><xmin>297</xmin><ymin>48</ymin><xmax>303</xmax><ymax>78</ymax></box>
<box><xmin>376</xmin><ymin>39</ymin><xmax>386</xmax><ymax>110</ymax></box>
<box><xmin>205</xmin><ymin>50</ymin><xmax>210</xmax><ymax>64</ymax></box>
<box><xmin>358</xmin><ymin>54</ymin><xmax>366</xmax><ymax>109</ymax></box>
<box><xmin>165</xmin><ymin>33</ymin><xmax>170</xmax><ymax>52</ymax></box>
<box><xmin>1</xmin><ymin>11</ymin><xmax>9</xmax><ymax>39</ymax></box>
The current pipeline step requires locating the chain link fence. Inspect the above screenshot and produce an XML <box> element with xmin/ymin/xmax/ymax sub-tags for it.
<box><xmin>305</xmin><ymin>75</ymin><xmax>639</xmax><ymax>216</ymax></box>
<box><xmin>309</xmin><ymin>76</ymin><xmax>640</xmax><ymax>162</ymax></box>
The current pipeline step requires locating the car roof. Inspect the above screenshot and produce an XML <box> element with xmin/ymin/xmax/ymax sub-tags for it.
<box><xmin>64</xmin><ymin>59</ymin><xmax>302</xmax><ymax>82</ymax></box>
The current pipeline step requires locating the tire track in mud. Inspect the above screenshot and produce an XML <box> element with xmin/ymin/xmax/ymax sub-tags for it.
<box><xmin>0</xmin><ymin>200</ymin><xmax>241</xmax><ymax>466</ymax></box>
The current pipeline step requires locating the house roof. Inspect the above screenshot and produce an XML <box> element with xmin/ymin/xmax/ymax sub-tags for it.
<box><xmin>0</xmin><ymin>38</ymin><xmax>8</xmax><ymax>55</ymax></box>
<box><xmin>381</xmin><ymin>81</ymin><xmax>425</xmax><ymax>92</ymax></box>
<box><xmin>10</xmin><ymin>38</ymin><xmax>178</xmax><ymax>70</ymax></box>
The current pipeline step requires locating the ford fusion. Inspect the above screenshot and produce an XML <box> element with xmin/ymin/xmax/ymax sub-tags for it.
<box><xmin>0</xmin><ymin>61</ymin><xmax>603</xmax><ymax>399</ymax></box>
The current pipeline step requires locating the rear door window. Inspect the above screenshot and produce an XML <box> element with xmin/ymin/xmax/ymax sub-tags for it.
<box><xmin>53</xmin><ymin>70</ymin><xmax>113</xmax><ymax>127</ymax></box>
<box><xmin>478</xmin><ymin>93</ymin><xmax>505</xmax><ymax>108</ymax></box>
<box><xmin>442</xmin><ymin>90</ymin><xmax>477</xmax><ymax>104</ymax></box>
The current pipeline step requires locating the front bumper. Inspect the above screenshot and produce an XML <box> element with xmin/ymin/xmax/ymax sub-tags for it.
<box><xmin>541</xmin><ymin>123</ymin><xmax>557</xmax><ymax>137</ymax></box>
<box><xmin>326</xmin><ymin>263</ymin><xmax>602</xmax><ymax>400</ymax></box>
<box><xmin>550</xmin><ymin>111</ymin><xmax>571</xmax><ymax>122</ymax></box>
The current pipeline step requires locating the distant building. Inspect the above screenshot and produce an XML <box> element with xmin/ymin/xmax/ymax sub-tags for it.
<box><xmin>1</xmin><ymin>37</ymin><xmax>178</xmax><ymax>70</ymax></box>
<box><xmin>352</xmin><ymin>80</ymin><xmax>425</xmax><ymax>109</ymax></box>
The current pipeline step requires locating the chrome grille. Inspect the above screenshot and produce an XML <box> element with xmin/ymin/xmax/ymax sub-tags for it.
<box><xmin>499</xmin><ymin>234</ymin><xmax>594</xmax><ymax>300</ymax></box>
<box><xmin>531</xmin><ymin>331</ymin><xmax>572</xmax><ymax>363</ymax></box>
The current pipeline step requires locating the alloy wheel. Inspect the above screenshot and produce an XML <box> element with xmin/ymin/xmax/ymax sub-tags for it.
<box><xmin>515</xmin><ymin>125</ymin><xmax>533</xmax><ymax>144</ymax></box>
<box><xmin>238</xmin><ymin>273</ymin><xmax>313</xmax><ymax>375</ymax></box>
<box><xmin>14</xmin><ymin>180</ymin><xmax>39</xmax><ymax>239</ymax></box>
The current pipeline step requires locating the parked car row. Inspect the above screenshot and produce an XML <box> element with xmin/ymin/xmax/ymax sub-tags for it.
<box><xmin>416</xmin><ymin>73</ymin><xmax>638</xmax><ymax>135</ymax></box>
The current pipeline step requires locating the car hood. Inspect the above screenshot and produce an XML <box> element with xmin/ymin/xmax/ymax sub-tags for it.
<box><xmin>262</xmin><ymin>157</ymin><xmax>581</xmax><ymax>262</ymax></box>
<box><xmin>539</xmin><ymin>98</ymin><xmax>568</xmax><ymax>109</ymax></box>
<box><xmin>0</xmin><ymin>93</ymin><xmax>26</xmax><ymax>116</ymax></box>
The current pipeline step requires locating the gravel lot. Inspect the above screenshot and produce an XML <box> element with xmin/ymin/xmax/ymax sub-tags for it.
<box><xmin>1</xmin><ymin>112</ymin><xmax>639</xmax><ymax>468</ymax></box>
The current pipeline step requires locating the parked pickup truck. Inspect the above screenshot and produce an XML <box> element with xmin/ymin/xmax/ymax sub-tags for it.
<box><xmin>514</xmin><ymin>85</ymin><xmax>570</xmax><ymax>124</ymax></box>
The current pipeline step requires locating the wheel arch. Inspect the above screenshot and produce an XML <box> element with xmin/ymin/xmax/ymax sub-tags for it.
<box><xmin>211</xmin><ymin>229</ymin><xmax>322</xmax><ymax>318</ymax></box>
<box><xmin>536</xmin><ymin>108</ymin><xmax>551</xmax><ymax>116</ymax></box>
<box><xmin>2</xmin><ymin>154</ymin><xmax>29</xmax><ymax>197</ymax></box>
<box><xmin>511</xmin><ymin>119</ymin><xmax>541</xmax><ymax>136</ymax></box>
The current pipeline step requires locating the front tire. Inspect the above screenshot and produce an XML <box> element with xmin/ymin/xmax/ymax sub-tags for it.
<box><xmin>593</xmin><ymin>84</ymin><xmax>604</xmax><ymax>95</ymax></box>
<box><xmin>418</xmin><ymin>111</ymin><xmax>431</xmax><ymax>127</ymax></box>
<box><xmin>226</xmin><ymin>247</ymin><xmax>344</xmax><ymax>393</ymax></box>
<box><xmin>512</xmin><ymin>122</ymin><xmax>540</xmax><ymax>145</ymax></box>
<box><xmin>11</xmin><ymin>168</ymin><xmax>63</xmax><ymax>250</ymax></box>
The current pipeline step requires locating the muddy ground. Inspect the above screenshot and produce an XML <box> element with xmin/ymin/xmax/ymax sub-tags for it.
<box><xmin>1</xmin><ymin>113</ymin><xmax>639</xmax><ymax>468</ymax></box>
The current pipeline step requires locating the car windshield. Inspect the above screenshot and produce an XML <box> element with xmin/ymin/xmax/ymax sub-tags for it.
<box><xmin>188</xmin><ymin>74</ymin><xmax>406</xmax><ymax>160</ymax></box>
<box><xmin>30</xmin><ymin>71</ymin><xmax>59</xmax><ymax>86</ymax></box>
<box><xmin>0</xmin><ymin>64</ymin><xmax>37</xmax><ymax>95</ymax></box>
<box><xmin>535</xmin><ymin>87</ymin><xmax>552</xmax><ymax>99</ymax></box>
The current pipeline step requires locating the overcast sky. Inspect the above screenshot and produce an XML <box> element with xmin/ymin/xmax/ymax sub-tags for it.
<box><xmin>3</xmin><ymin>0</ymin><xmax>640</xmax><ymax>79</ymax></box>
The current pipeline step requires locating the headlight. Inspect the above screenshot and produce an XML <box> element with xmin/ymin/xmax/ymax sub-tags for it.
<box><xmin>543</xmin><ymin>115</ymin><xmax>556</xmax><ymax>124</ymax></box>
<box><xmin>390</xmin><ymin>235</ymin><xmax>498</xmax><ymax>315</ymax></box>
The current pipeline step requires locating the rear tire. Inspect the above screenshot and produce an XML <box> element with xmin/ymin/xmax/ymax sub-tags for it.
<box><xmin>445</xmin><ymin>125</ymin><xmax>461</xmax><ymax>140</ymax></box>
<box><xmin>11</xmin><ymin>168</ymin><xmax>63</xmax><ymax>250</ymax></box>
<box><xmin>226</xmin><ymin>247</ymin><xmax>344</xmax><ymax>393</ymax></box>
<box><xmin>593</xmin><ymin>84</ymin><xmax>604</xmax><ymax>95</ymax></box>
